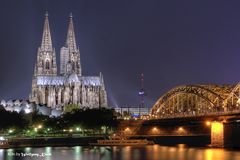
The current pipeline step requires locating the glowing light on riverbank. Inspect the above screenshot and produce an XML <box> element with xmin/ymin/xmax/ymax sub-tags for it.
<box><xmin>178</xmin><ymin>127</ymin><xmax>184</xmax><ymax>132</ymax></box>
<box><xmin>8</xmin><ymin>129</ymin><xmax>14</xmax><ymax>133</ymax></box>
<box><xmin>151</xmin><ymin>127</ymin><xmax>160</xmax><ymax>134</ymax></box>
<box><xmin>124</xmin><ymin>127</ymin><xmax>131</xmax><ymax>134</ymax></box>
<box><xmin>206</xmin><ymin>121</ymin><xmax>211</xmax><ymax>126</ymax></box>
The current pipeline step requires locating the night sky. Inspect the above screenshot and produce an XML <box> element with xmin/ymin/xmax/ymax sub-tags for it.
<box><xmin>1</xmin><ymin>0</ymin><xmax>240</xmax><ymax>108</ymax></box>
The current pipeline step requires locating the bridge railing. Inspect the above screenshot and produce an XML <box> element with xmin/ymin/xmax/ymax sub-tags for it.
<box><xmin>151</xmin><ymin>109</ymin><xmax>240</xmax><ymax>120</ymax></box>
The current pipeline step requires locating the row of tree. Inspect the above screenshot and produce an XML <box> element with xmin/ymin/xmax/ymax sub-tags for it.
<box><xmin>0</xmin><ymin>105</ymin><xmax>118</xmax><ymax>134</ymax></box>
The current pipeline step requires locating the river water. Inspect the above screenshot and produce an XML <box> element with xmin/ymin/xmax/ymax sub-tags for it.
<box><xmin>1</xmin><ymin>144</ymin><xmax>240</xmax><ymax>160</ymax></box>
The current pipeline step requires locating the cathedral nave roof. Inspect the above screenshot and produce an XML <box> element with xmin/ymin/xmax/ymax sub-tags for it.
<box><xmin>36</xmin><ymin>75</ymin><xmax>101</xmax><ymax>86</ymax></box>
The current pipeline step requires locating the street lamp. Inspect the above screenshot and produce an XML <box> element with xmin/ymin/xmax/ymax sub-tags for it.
<box><xmin>38</xmin><ymin>125</ymin><xmax>42</xmax><ymax>129</ymax></box>
<box><xmin>178</xmin><ymin>127</ymin><xmax>185</xmax><ymax>134</ymax></box>
<box><xmin>151</xmin><ymin>127</ymin><xmax>160</xmax><ymax>135</ymax></box>
<box><xmin>8</xmin><ymin>129</ymin><xmax>14</xmax><ymax>134</ymax></box>
<box><xmin>124</xmin><ymin>127</ymin><xmax>131</xmax><ymax>134</ymax></box>
<box><xmin>205</xmin><ymin>121</ymin><xmax>211</xmax><ymax>126</ymax></box>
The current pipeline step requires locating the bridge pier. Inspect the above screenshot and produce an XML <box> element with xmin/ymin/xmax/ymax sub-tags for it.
<box><xmin>210</xmin><ymin>121</ymin><xmax>240</xmax><ymax>148</ymax></box>
<box><xmin>119</xmin><ymin>118</ymin><xmax>240</xmax><ymax>148</ymax></box>
<box><xmin>211</xmin><ymin>121</ymin><xmax>224</xmax><ymax>147</ymax></box>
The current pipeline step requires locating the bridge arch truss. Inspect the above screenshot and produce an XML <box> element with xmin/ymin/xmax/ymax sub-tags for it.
<box><xmin>151</xmin><ymin>84</ymin><xmax>240</xmax><ymax>119</ymax></box>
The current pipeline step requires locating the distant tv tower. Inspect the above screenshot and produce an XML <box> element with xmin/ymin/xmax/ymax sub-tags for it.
<box><xmin>138</xmin><ymin>73</ymin><xmax>146</xmax><ymax>108</ymax></box>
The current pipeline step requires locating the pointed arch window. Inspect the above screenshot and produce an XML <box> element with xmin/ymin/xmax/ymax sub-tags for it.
<box><xmin>72</xmin><ymin>61</ymin><xmax>75</xmax><ymax>71</ymax></box>
<box><xmin>46</xmin><ymin>60</ymin><xmax>50</xmax><ymax>70</ymax></box>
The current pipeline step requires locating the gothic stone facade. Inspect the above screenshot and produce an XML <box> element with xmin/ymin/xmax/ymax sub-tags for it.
<box><xmin>29</xmin><ymin>13</ymin><xmax>108</xmax><ymax>109</ymax></box>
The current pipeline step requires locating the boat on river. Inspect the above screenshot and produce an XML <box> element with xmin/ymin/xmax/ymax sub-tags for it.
<box><xmin>0</xmin><ymin>137</ymin><xmax>9</xmax><ymax>149</ymax></box>
<box><xmin>90</xmin><ymin>134</ymin><xmax>154</xmax><ymax>146</ymax></box>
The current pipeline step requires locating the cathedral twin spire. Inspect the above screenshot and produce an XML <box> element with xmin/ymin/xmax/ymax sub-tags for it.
<box><xmin>41</xmin><ymin>11</ymin><xmax>52</xmax><ymax>51</ymax></box>
<box><xmin>66</xmin><ymin>13</ymin><xmax>77</xmax><ymax>51</ymax></box>
<box><xmin>41</xmin><ymin>11</ymin><xmax>77</xmax><ymax>52</ymax></box>
<box><xmin>36</xmin><ymin>11</ymin><xmax>81</xmax><ymax>76</ymax></box>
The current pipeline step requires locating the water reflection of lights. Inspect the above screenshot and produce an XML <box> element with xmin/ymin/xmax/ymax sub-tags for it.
<box><xmin>178</xmin><ymin>144</ymin><xmax>185</xmax><ymax>147</ymax></box>
<box><xmin>205</xmin><ymin>149</ymin><xmax>224</xmax><ymax>160</ymax></box>
<box><xmin>74</xmin><ymin>146</ymin><xmax>81</xmax><ymax>154</ymax></box>
<box><xmin>4</xmin><ymin>145</ymin><xmax>240</xmax><ymax>160</ymax></box>
<box><xmin>44</xmin><ymin>147</ymin><xmax>52</xmax><ymax>160</ymax></box>
<box><xmin>61</xmin><ymin>148</ymin><xmax>67</xmax><ymax>156</ymax></box>
<box><xmin>176</xmin><ymin>144</ymin><xmax>186</xmax><ymax>160</ymax></box>
<box><xmin>125</xmin><ymin>146</ymin><xmax>131</xmax><ymax>152</ymax></box>
<box><xmin>100</xmin><ymin>147</ymin><xmax>106</xmax><ymax>153</ymax></box>
<box><xmin>0</xmin><ymin>149</ymin><xmax>3</xmax><ymax>160</ymax></box>
<box><xmin>25</xmin><ymin>147</ymin><xmax>32</xmax><ymax>152</ymax></box>
<box><xmin>123</xmin><ymin>146</ymin><xmax>131</xmax><ymax>160</ymax></box>
<box><xmin>206</xmin><ymin>149</ymin><xmax>213</xmax><ymax>160</ymax></box>
<box><xmin>7</xmin><ymin>148</ymin><xmax>13</xmax><ymax>153</ymax></box>
<box><xmin>45</xmin><ymin>147</ymin><xmax>52</xmax><ymax>154</ymax></box>
<box><xmin>7</xmin><ymin>148</ymin><xmax>14</xmax><ymax>160</ymax></box>
<box><xmin>177</xmin><ymin>144</ymin><xmax>186</xmax><ymax>151</ymax></box>
<box><xmin>153</xmin><ymin>144</ymin><xmax>158</xmax><ymax>151</ymax></box>
<box><xmin>73</xmin><ymin>146</ymin><xmax>82</xmax><ymax>160</ymax></box>
<box><xmin>133</xmin><ymin>149</ymin><xmax>140</xmax><ymax>159</ymax></box>
<box><xmin>169</xmin><ymin>147</ymin><xmax>177</xmax><ymax>152</ymax></box>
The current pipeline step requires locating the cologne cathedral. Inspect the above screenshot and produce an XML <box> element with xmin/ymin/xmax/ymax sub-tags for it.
<box><xmin>29</xmin><ymin>12</ymin><xmax>108</xmax><ymax>109</ymax></box>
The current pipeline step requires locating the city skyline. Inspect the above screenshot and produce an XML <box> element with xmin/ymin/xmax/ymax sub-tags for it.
<box><xmin>1</xmin><ymin>0</ymin><xmax>240</xmax><ymax>108</ymax></box>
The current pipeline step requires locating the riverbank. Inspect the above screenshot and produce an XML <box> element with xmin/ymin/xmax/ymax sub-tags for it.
<box><xmin>3</xmin><ymin>135</ymin><xmax>212</xmax><ymax>148</ymax></box>
<box><xmin>7</xmin><ymin>136</ymin><xmax>105</xmax><ymax>148</ymax></box>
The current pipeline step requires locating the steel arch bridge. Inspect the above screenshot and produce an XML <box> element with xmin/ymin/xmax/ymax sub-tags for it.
<box><xmin>150</xmin><ymin>84</ymin><xmax>240</xmax><ymax>119</ymax></box>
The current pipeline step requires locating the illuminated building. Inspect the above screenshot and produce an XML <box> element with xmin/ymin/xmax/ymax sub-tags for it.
<box><xmin>29</xmin><ymin>12</ymin><xmax>107</xmax><ymax>109</ymax></box>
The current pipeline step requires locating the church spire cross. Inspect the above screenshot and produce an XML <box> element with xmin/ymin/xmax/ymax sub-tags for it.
<box><xmin>41</xmin><ymin>11</ymin><xmax>52</xmax><ymax>51</ymax></box>
<box><xmin>65</xmin><ymin>13</ymin><xmax>77</xmax><ymax>51</ymax></box>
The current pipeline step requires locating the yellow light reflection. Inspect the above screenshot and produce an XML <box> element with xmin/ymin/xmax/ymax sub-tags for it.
<box><xmin>178</xmin><ymin>144</ymin><xmax>185</xmax><ymax>149</ymax></box>
<box><xmin>205</xmin><ymin>149</ymin><xmax>224</xmax><ymax>160</ymax></box>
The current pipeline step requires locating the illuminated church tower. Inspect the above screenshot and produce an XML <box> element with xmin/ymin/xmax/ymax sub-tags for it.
<box><xmin>30</xmin><ymin>12</ymin><xmax>108</xmax><ymax>109</ymax></box>
<box><xmin>34</xmin><ymin>12</ymin><xmax>57</xmax><ymax>76</ymax></box>
<box><xmin>60</xmin><ymin>13</ymin><xmax>81</xmax><ymax>76</ymax></box>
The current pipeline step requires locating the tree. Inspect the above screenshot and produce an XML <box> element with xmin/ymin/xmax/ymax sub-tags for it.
<box><xmin>64</xmin><ymin>104</ymin><xmax>80</xmax><ymax>113</ymax></box>
<box><xmin>62</xmin><ymin>107</ymin><xmax>118</xmax><ymax>132</ymax></box>
<box><xmin>0</xmin><ymin>107</ymin><xmax>27</xmax><ymax>130</ymax></box>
